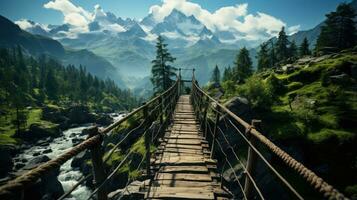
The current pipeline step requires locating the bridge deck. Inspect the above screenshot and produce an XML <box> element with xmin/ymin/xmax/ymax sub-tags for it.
<box><xmin>145</xmin><ymin>95</ymin><xmax>231</xmax><ymax>200</ymax></box>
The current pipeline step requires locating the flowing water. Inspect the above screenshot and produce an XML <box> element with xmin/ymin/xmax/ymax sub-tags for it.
<box><xmin>13</xmin><ymin>113</ymin><xmax>126</xmax><ymax>199</ymax></box>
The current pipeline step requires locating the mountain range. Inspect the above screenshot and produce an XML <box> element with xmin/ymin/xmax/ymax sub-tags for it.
<box><xmin>4</xmin><ymin>0</ymin><xmax>357</xmax><ymax>93</ymax></box>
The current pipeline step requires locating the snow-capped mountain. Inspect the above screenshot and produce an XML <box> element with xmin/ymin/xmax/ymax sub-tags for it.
<box><xmin>16</xmin><ymin>9</ymin><xmax>246</xmax><ymax>86</ymax></box>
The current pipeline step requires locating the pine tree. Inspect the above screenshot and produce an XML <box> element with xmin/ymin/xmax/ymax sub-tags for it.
<box><xmin>222</xmin><ymin>66</ymin><xmax>233</xmax><ymax>82</ymax></box>
<box><xmin>210</xmin><ymin>65</ymin><xmax>220</xmax><ymax>84</ymax></box>
<box><xmin>45</xmin><ymin>68</ymin><xmax>58</xmax><ymax>100</ymax></box>
<box><xmin>257</xmin><ymin>42</ymin><xmax>270</xmax><ymax>71</ymax></box>
<box><xmin>151</xmin><ymin>36</ymin><xmax>177</xmax><ymax>93</ymax></box>
<box><xmin>299</xmin><ymin>37</ymin><xmax>311</xmax><ymax>57</ymax></box>
<box><xmin>288</xmin><ymin>40</ymin><xmax>298</xmax><ymax>61</ymax></box>
<box><xmin>234</xmin><ymin>47</ymin><xmax>252</xmax><ymax>82</ymax></box>
<box><xmin>275</xmin><ymin>27</ymin><xmax>289</xmax><ymax>62</ymax></box>
<box><xmin>269</xmin><ymin>41</ymin><xmax>277</xmax><ymax>68</ymax></box>
<box><xmin>316</xmin><ymin>3</ymin><xmax>356</xmax><ymax>52</ymax></box>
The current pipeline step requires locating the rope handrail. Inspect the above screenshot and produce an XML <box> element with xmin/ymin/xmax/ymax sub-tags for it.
<box><xmin>191</xmin><ymin>78</ymin><xmax>348</xmax><ymax>200</ymax></box>
<box><xmin>0</xmin><ymin>76</ymin><xmax>180</xmax><ymax>199</ymax></box>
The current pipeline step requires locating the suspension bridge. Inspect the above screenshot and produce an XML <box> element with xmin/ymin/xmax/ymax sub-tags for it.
<box><xmin>0</xmin><ymin>70</ymin><xmax>348</xmax><ymax>200</ymax></box>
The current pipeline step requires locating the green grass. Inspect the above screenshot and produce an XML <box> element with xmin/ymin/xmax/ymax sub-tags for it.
<box><xmin>0</xmin><ymin>107</ymin><xmax>57</xmax><ymax>146</ymax></box>
<box><xmin>308</xmin><ymin>129</ymin><xmax>355</xmax><ymax>144</ymax></box>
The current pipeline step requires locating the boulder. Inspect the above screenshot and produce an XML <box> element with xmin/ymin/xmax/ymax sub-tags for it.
<box><xmin>42</xmin><ymin>149</ymin><xmax>52</xmax><ymax>154</ymax></box>
<box><xmin>281</xmin><ymin>64</ymin><xmax>300</xmax><ymax>74</ymax></box>
<box><xmin>223</xmin><ymin>96</ymin><xmax>252</xmax><ymax>121</ymax></box>
<box><xmin>15</xmin><ymin>123</ymin><xmax>61</xmax><ymax>140</ymax></box>
<box><xmin>29</xmin><ymin>123</ymin><xmax>61</xmax><ymax>138</ymax></box>
<box><xmin>72</xmin><ymin>137</ymin><xmax>85</xmax><ymax>146</ymax></box>
<box><xmin>65</xmin><ymin>105</ymin><xmax>96</xmax><ymax>124</ymax></box>
<box><xmin>95</xmin><ymin>114</ymin><xmax>113</xmax><ymax>126</ymax></box>
<box><xmin>42</xmin><ymin>105</ymin><xmax>67</xmax><ymax>124</ymax></box>
<box><xmin>24</xmin><ymin>155</ymin><xmax>50</xmax><ymax>170</ymax></box>
<box><xmin>33</xmin><ymin>152</ymin><xmax>41</xmax><ymax>156</ymax></box>
<box><xmin>71</xmin><ymin>150</ymin><xmax>90</xmax><ymax>168</ymax></box>
<box><xmin>14</xmin><ymin>162</ymin><xmax>25</xmax><ymax>170</ymax></box>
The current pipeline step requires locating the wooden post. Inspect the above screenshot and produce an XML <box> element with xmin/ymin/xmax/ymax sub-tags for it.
<box><xmin>210</xmin><ymin>106</ymin><xmax>220</xmax><ymax>158</ymax></box>
<box><xmin>142</xmin><ymin>103</ymin><xmax>151</xmax><ymax>177</ymax></box>
<box><xmin>88</xmin><ymin>126</ymin><xmax>107</xmax><ymax>200</ymax></box>
<box><xmin>243</xmin><ymin>119</ymin><xmax>261</xmax><ymax>199</ymax></box>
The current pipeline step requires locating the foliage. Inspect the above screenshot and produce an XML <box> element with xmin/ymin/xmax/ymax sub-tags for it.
<box><xmin>210</xmin><ymin>65</ymin><xmax>220</xmax><ymax>84</ymax></box>
<box><xmin>0</xmin><ymin>48</ymin><xmax>138</xmax><ymax>112</ymax></box>
<box><xmin>221</xmin><ymin>80</ymin><xmax>236</xmax><ymax>97</ymax></box>
<box><xmin>151</xmin><ymin>36</ymin><xmax>177</xmax><ymax>93</ymax></box>
<box><xmin>288</xmin><ymin>40</ymin><xmax>298</xmax><ymax>62</ymax></box>
<box><xmin>299</xmin><ymin>37</ymin><xmax>311</xmax><ymax>57</ymax></box>
<box><xmin>266</xmin><ymin>73</ymin><xmax>285</xmax><ymax>97</ymax></box>
<box><xmin>257</xmin><ymin>42</ymin><xmax>270</xmax><ymax>71</ymax></box>
<box><xmin>316</xmin><ymin>3</ymin><xmax>356</xmax><ymax>52</ymax></box>
<box><xmin>275</xmin><ymin>27</ymin><xmax>289</xmax><ymax>62</ymax></box>
<box><xmin>233</xmin><ymin>47</ymin><xmax>253</xmax><ymax>82</ymax></box>
<box><xmin>236</xmin><ymin>74</ymin><xmax>273</xmax><ymax>110</ymax></box>
<box><xmin>222</xmin><ymin>66</ymin><xmax>233</xmax><ymax>82</ymax></box>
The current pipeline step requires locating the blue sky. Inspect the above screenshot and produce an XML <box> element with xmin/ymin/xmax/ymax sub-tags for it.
<box><xmin>0</xmin><ymin>0</ymin><xmax>349</xmax><ymax>30</ymax></box>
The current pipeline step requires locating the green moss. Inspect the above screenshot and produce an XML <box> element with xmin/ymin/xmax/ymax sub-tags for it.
<box><xmin>318</xmin><ymin>113</ymin><xmax>338</xmax><ymax>129</ymax></box>
<box><xmin>131</xmin><ymin>137</ymin><xmax>146</xmax><ymax>155</ymax></box>
<box><xmin>287</xmin><ymin>82</ymin><xmax>303</xmax><ymax>91</ymax></box>
<box><xmin>308</xmin><ymin>129</ymin><xmax>355</xmax><ymax>143</ymax></box>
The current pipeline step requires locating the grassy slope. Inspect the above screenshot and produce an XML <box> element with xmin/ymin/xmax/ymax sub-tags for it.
<box><xmin>267</xmin><ymin>53</ymin><xmax>356</xmax><ymax>142</ymax></box>
<box><xmin>0</xmin><ymin>105</ymin><xmax>59</xmax><ymax>146</ymax></box>
<box><xmin>220</xmin><ymin>51</ymin><xmax>357</xmax><ymax>197</ymax></box>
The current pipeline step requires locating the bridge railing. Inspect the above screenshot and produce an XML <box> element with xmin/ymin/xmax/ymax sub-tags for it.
<box><xmin>190</xmin><ymin>77</ymin><xmax>348</xmax><ymax>200</ymax></box>
<box><xmin>0</xmin><ymin>76</ymin><xmax>180</xmax><ymax>200</ymax></box>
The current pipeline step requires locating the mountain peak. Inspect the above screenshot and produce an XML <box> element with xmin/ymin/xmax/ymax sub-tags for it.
<box><xmin>199</xmin><ymin>26</ymin><xmax>213</xmax><ymax>37</ymax></box>
<box><xmin>164</xmin><ymin>9</ymin><xmax>189</xmax><ymax>23</ymax></box>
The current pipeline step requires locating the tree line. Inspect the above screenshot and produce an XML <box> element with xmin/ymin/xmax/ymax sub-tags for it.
<box><xmin>0</xmin><ymin>47</ymin><xmax>138</xmax><ymax>115</ymax></box>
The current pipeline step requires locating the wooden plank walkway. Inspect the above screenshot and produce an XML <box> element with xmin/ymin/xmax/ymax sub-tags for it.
<box><xmin>145</xmin><ymin>95</ymin><xmax>231</xmax><ymax>200</ymax></box>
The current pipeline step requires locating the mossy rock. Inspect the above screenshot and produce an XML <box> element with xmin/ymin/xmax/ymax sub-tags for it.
<box><xmin>15</xmin><ymin>122</ymin><xmax>61</xmax><ymax>140</ymax></box>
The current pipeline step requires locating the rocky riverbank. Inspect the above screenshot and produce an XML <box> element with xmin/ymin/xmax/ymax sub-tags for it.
<box><xmin>0</xmin><ymin>109</ymin><xmax>126</xmax><ymax>200</ymax></box>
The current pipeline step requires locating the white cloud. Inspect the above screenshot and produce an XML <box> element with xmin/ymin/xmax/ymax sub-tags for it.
<box><xmin>148</xmin><ymin>0</ymin><xmax>299</xmax><ymax>41</ymax></box>
<box><xmin>15</xmin><ymin>19</ymin><xmax>34</xmax><ymax>30</ymax></box>
<box><xmin>44</xmin><ymin>0</ymin><xmax>92</xmax><ymax>33</ymax></box>
<box><xmin>287</xmin><ymin>25</ymin><xmax>301</xmax><ymax>35</ymax></box>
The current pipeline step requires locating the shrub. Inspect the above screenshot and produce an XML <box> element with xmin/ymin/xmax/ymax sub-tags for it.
<box><xmin>266</xmin><ymin>73</ymin><xmax>285</xmax><ymax>96</ymax></box>
<box><xmin>221</xmin><ymin>80</ymin><xmax>236</xmax><ymax>96</ymax></box>
<box><xmin>236</xmin><ymin>74</ymin><xmax>273</xmax><ymax>110</ymax></box>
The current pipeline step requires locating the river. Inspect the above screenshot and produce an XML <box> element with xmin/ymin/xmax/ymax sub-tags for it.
<box><xmin>13</xmin><ymin>113</ymin><xmax>126</xmax><ymax>199</ymax></box>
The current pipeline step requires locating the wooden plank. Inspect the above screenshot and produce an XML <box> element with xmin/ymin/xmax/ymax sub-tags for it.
<box><xmin>145</xmin><ymin>187</ymin><xmax>214</xmax><ymax>200</ymax></box>
<box><xmin>155</xmin><ymin>173</ymin><xmax>212</xmax><ymax>182</ymax></box>
<box><xmin>151</xmin><ymin>180</ymin><xmax>214</xmax><ymax>187</ymax></box>
<box><xmin>164</xmin><ymin>144</ymin><xmax>203</xmax><ymax>150</ymax></box>
<box><xmin>164</xmin><ymin>134</ymin><xmax>203</xmax><ymax>139</ymax></box>
<box><xmin>165</xmin><ymin>139</ymin><xmax>203</xmax><ymax>145</ymax></box>
<box><xmin>159</xmin><ymin>148</ymin><xmax>204</xmax><ymax>154</ymax></box>
<box><xmin>159</xmin><ymin>166</ymin><xmax>209</xmax><ymax>173</ymax></box>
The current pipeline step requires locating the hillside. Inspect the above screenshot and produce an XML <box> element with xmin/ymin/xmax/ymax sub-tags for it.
<box><xmin>0</xmin><ymin>15</ymin><xmax>125</xmax><ymax>87</ymax></box>
<box><xmin>218</xmin><ymin>50</ymin><xmax>357</xmax><ymax>197</ymax></box>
